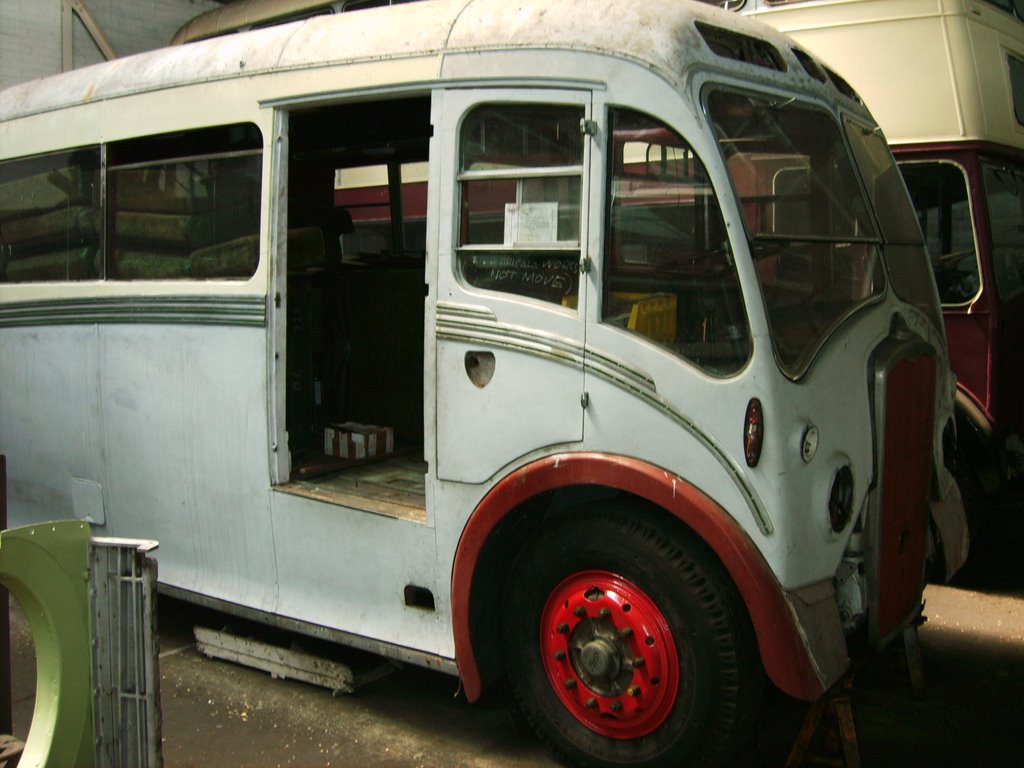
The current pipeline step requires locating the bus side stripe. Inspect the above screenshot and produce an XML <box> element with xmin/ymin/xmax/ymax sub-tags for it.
<box><xmin>0</xmin><ymin>295</ymin><xmax>266</xmax><ymax>327</ymax></box>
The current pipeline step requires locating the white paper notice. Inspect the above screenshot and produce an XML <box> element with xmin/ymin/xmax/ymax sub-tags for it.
<box><xmin>503</xmin><ymin>202</ymin><xmax>559</xmax><ymax>245</ymax></box>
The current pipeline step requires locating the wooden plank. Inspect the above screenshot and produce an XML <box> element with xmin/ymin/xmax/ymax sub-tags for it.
<box><xmin>194</xmin><ymin>626</ymin><xmax>398</xmax><ymax>695</ymax></box>
<box><xmin>835</xmin><ymin>697</ymin><xmax>862</xmax><ymax>768</ymax></box>
<box><xmin>903</xmin><ymin>624</ymin><xmax>926</xmax><ymax>699</ymax></box>
<box><xmin>196</xmin><ymin>626</ymin><xmax>355</xmax><ymax>694</ymax></box>
<box><xmin>278</xmin><ymin>452</ymin><xmax>427</xmax><ymax>522</ymax></box>
<box><xmin>786</xmin><ymin>673</ymin><xmax>861</xmax><ymax>768</ymax></box>
<box><xmin>785</xmin><ymin>698</ymin><xmax>826</xmax><ymax>768</ymax></box>
<box><xmin>276</xmin><ymin>483</ymin><xmax>426</xmax><ymax>523</ymax></box>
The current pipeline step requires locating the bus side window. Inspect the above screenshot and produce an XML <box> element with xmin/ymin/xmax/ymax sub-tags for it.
<box><xmin>602</xmin><ymin>108</ymin><xmax>750</xmax><ymax>375</ymax></box>
<box><xmin>106</xmin><ymin>123</ymin><xmax>263</xmax><ymax>281</ymax></box>
<box><xmin>456</xmin><ymin>104</ymin><xmax>583</xmax><ymax>306</ymax></box>
<box><xmin>0</xmin><ymin>148</ymin><xmax>102</xmax><ymax>283</ymax></box>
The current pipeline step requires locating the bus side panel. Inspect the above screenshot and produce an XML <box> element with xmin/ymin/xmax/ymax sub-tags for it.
<box><xmin>0</xmin><ymin>321</ymin><xmax>281</xmax><ymax>609</ymax></box>
<box><xmin>96</xmin><ymin>323</ymin><xmax>278</xmax><ymax>609</ymax></box>
<box><xmin>268</xmin><ymin>491</ymin><xmax>449</xmax><ymax>657</ymax></box>
<box><xmin>0</xmin><ymin>325</ymin><xmax>104</xmax><ymax>526</ymax></box>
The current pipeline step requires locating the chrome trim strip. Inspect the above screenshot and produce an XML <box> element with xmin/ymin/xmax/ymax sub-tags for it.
<box><xmin>435</xmin><ymin>302</ymin><xmax>772</xmax><ymax>534</ymax></box>
<box><xmin>0</xmin><ymin>295</ymin><xmax>267</xmax><ymax>328</ymax></box>
<box><xmin>619</xmin><ymin>378</ymin><xmax>773</xmax><ymax>535</ymax></box>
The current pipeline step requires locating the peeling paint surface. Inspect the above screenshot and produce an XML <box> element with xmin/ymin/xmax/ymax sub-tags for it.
<box><xmin>1</xmin><ymin>0</ymin><xmax>832</xmax><ymax>123</ymax></box>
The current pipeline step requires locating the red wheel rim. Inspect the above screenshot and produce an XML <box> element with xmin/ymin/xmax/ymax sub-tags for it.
<box><xmin>539</xmin><ymin>570</ymin><xmax>679</xmax><ymax>739</ymax></box>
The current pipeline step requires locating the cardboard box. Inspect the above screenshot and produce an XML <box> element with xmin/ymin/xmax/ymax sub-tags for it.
<box><xmin>324</xmin><ymin>422</ymin><xmax>394</xmax><ymax>459</ymax></box>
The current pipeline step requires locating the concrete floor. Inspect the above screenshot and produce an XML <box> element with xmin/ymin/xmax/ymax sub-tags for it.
<box><xmin>7</xmin><ymin>502</ymin><xmax>1024</xmax><ymax>767</ymax></box>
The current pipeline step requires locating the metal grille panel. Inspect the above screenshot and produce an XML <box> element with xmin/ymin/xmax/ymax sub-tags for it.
<box><xmin>90</xmin><ymin>537</ymin><xmax>161</xmax><ymax>768</ymax></box>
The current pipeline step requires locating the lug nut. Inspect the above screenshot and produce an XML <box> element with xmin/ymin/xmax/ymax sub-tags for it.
<box><xmin>627</xmin><ymin>686</ymin><xmax>641</xmax><ymax>697</ymax></box>
<box><xmin>554</xmin><ymin>649</ymin><xmax>566</xmax><ymax>661</ymax></box>
<box><xmin>619</xmin><ymin>626</ymin><xmax>633</xmax><ymax>638</ymax></box>
<box><xmin>564</xmin><ymin>678</ymin><xmax>577</xmax><ymax>689</ymax></box>
<box><xmin>610</xmin><ymin>700</ymin><xmax>623</xmax><ymax>712</ymax></box>
<box><xmin>585</xmin><ymin>697</ymin><xmax>597</xmax><ymax>709</ymax></box>
<box><xmin>599</xmin><ymin>607</ymin><xmax>611</xmax><ymax>619</ymax></box>
<box><xmin>574</xmin><ymin>606</ymin><xmax>587</xmax><ymax>618</ymax></box>
<box><xmin>557</xmin><ymin>622</ymin><xmax>570</xmax><ymax>634</ymax></box>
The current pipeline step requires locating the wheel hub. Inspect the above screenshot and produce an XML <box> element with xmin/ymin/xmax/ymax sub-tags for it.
<box><xmin>578</xmin><ymin>635</ymin><xmax>621</xmax><ymax>682</ymax></box>
<box><xmin>539</xmin><ymin>570</ymin><xmax>680</xmax><ymax>739</ymax></box>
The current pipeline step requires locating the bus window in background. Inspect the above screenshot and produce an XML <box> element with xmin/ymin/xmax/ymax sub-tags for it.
<box><xmin>900</xmin><ymin>163</ymin><xmax>980</xmax><ymax>306</ymax></box>
<box><xmin>334</xmin><ymin>161</ymin><xmax>428</xmax><ymax>262</ymax></box>
<box><xmin>983</xmin><ymin>162</ymin><xmax>1024</xmax><ymax>302</ymax></box>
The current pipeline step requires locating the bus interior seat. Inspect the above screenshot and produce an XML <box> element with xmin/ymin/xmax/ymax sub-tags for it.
<box><xmin>609</xmin><ymin>291</ymin><xmax>678</xmax><ymax>345</ymax></box>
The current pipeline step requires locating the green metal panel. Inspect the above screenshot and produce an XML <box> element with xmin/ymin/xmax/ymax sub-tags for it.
<box><xmin>0</xmin><ymin>520</ymin><xmax>94</xmax><ymax>768</ymax></box>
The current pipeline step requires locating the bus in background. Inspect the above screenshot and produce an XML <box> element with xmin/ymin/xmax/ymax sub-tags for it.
<box><xmin>170</xmin><ymin>0</ymin><xmax>421</xmax><ymax>45</ymax></box>
<box><xmin>718</xmin><ymin>0</ymin><xmax>1024</xmax><ymax>512</ymax></box>
<box><xmin>0</xmin><ymin>2</ymin><xmax>968</xmax><ymax>766</ymax></box>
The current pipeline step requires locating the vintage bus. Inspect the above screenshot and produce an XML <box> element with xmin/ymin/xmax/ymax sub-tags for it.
<box><xmin>0</xmin><ymin>1</ymin><xmax>968</xmax><ymax>765</ymax></box>
<box><xmin>722</xmin><ymin>0</ymin><xmax>1024</xmax><ymax>512</ymax></box>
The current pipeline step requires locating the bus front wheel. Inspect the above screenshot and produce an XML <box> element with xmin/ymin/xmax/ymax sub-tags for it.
<box><xmin>501</xmin><ymin>505</ymin><xmax>762</xmax><ymax>768</ymax></box>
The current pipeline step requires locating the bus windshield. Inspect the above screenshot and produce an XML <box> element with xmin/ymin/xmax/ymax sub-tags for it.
<box><xmin>844</xmin><ymin>118</ymin><xmax>945</xmax><ymax>340</ymax></box>
<box><xmin>706</xmin><ymin>89</ymin><xmax>885</xmax><ymax>378</ymax></box>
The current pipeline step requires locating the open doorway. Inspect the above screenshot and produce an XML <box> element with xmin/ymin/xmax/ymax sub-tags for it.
<box><xmin>278</xmin><ymin>96</ymin><xmax>431</xmax><ymax>521</ymax></box>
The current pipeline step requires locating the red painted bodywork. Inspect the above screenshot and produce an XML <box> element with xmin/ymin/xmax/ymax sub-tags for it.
<box><xmin>450</xmin><ymin>453</ymin><xmax>830</xmax><ymax>703</ymax></box>
<box><xmin>875</xmin><ymin>355</ymin><xmax>936</xmax><ymax>641</ymax></box>
<box><xmin>894</xmin><ymin>142</ymin><xmax>1024</xmax><ymax>449</ymax></box>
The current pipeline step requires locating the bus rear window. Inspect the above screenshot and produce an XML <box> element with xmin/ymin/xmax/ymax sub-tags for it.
<box><xmin>0</xmin><ymin>148</ymin><xmax>101</xmax><ymax>283</ymax></box>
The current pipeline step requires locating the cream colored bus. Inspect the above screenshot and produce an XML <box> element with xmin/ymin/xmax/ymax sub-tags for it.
<box><xmin>0</xmin><ymin>1</ymin><xmax>967</xmax><ymax>765</ymax></box>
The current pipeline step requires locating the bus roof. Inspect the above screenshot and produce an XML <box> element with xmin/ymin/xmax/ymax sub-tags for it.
<box><xmin>0</xmin><ymin>0</ymin><xmax>864</xmax><ymax>125</ymax></box>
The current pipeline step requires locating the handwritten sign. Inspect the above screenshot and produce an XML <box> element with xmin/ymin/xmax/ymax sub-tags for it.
<box><xmin>460</xmin><ymin>251</ymin><xmax>578</xmax><ymax>304</ymax></box>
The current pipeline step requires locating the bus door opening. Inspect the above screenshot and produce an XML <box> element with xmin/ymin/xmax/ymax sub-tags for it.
<box><xmin>278</xmin><ymin>96</ymin><xmax>431</xmax><ymax>521</ymax></box>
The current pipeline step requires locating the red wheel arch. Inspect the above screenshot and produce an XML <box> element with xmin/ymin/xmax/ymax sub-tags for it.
<box><xmin>450</xmin><ymin>452</ymin><xmax>833</xmax><ymax>703</ymax></box>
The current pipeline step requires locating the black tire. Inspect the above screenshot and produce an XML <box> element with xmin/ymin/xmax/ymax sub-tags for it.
<box><xmin>501</xmin><ymin>502</ymin><xmax>763</xmax><ymax>768</ymax></box>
